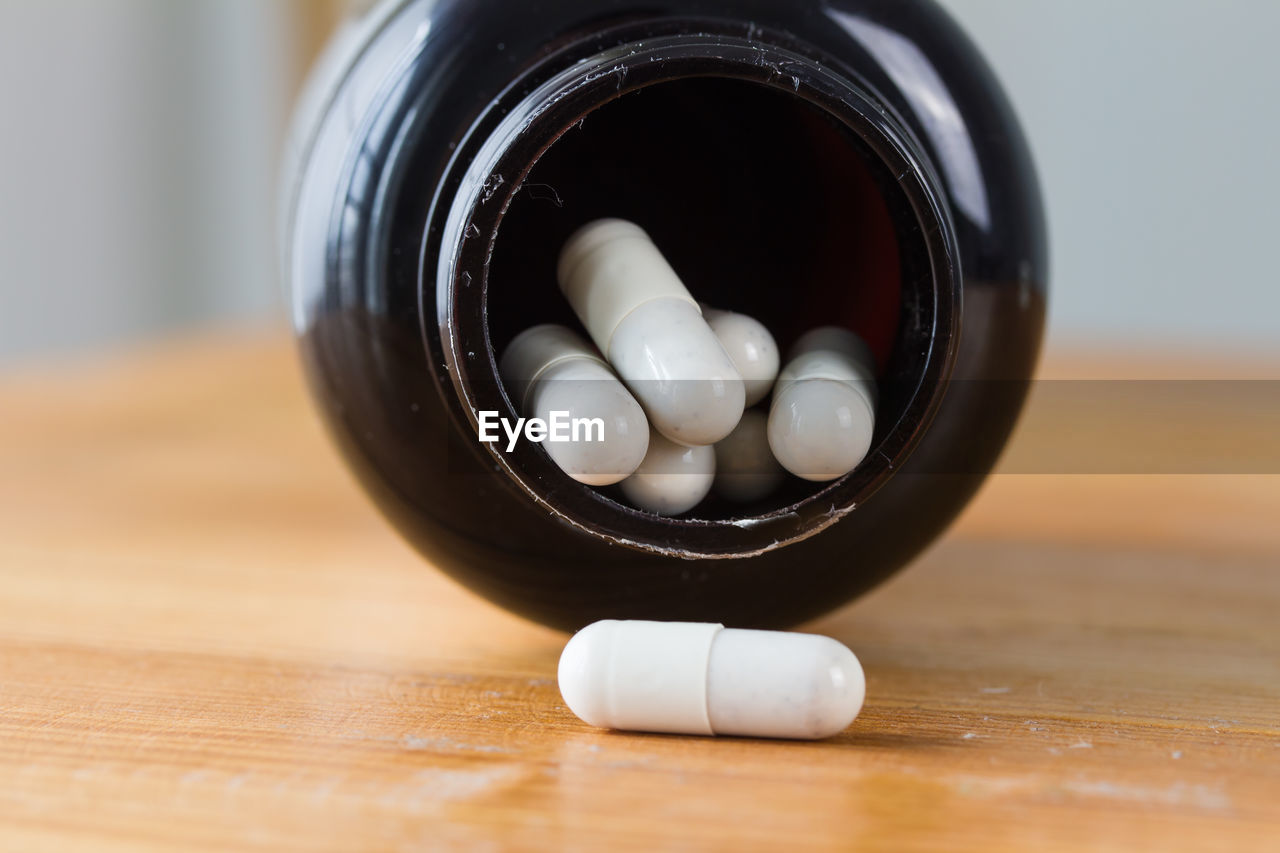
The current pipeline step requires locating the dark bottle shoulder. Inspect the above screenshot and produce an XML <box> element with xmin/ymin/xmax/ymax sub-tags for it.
<box><xmin>410</xmin><ymin>0</ymin><xmax>1045</xmax><ymax>278</ymax></box>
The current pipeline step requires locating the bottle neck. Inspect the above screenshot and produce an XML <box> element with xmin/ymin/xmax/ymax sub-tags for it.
<box><xmin>433</xmin><ymin>28</ymin><xmax>961</xmax><ymax>557</ymax></box>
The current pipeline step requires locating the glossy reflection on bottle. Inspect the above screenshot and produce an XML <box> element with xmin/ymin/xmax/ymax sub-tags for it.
<box><xmin>285</xmin><ymin>0</ymin><xmax>1048</xmax><ymax>632</ymax></box>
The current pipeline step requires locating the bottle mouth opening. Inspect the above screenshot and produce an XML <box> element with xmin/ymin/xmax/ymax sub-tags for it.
<box><xmin>431</xmin><ymin>33</ymin><xmax>960</xmax><ymax>558</ymax></box>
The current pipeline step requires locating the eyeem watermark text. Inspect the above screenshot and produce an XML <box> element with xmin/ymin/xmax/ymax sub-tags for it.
<box><xmin>478</xmin><ymin>411</ymin><xmax>605</xmax><ymax>452</ymax></box>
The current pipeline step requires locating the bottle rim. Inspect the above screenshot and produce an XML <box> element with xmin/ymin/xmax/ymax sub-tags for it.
<box><xmin>425</xmin><ymin>28</ymin><xmax>962</xmax><ymax>558</ymax></box>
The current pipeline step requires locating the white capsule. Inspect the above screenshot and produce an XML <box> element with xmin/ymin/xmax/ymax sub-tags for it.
<box><xmin>500</xmin><ymin>325</ymin><xmax>649</xmax><ymax>486</ymax></box>
<box><xmin>619</xmin><ymin>433</ymin><xmax>715</xmax><ymax>516</ymax></box>
<box><xmin>714</xmin><ymin>409</ymin><xmax>786</xmax><ymax>503</ymax></box>
<box><xmin>768</xmin><ymin>327</ymin><xmax>878</xmax><ymax>483</ymax></box>
<box><xmin>702</xmin><ymin>306</ymin><xmax>780</xmax><ymax>408</ymax></box>
<box><xmin>558</xmin><ymin>219</ymin><xmax>745</xmax><ymax>447</ymax></box>
<box><xmin>559</xmin><ymin>620</ymin><xmax>865</xmax><ymax>740</ymax></box>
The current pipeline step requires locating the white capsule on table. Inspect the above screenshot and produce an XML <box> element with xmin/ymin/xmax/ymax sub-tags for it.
<box><xmin>769</xmin><ymin>327</ymin><xmax>878</xmax><ymax>483</ymax></box>
<box><xmin>559</xmin><ymin>620</ymin><xmax>865</xmax><ymax>740</ymax></box>
<box><xmin>713</xmin><ymin>409</ymin><xmax>785</xmax><ymax>503</ymax></box>
<box><xmin>558</xmin><ymin>219</ymin><xmax>745</xmax><ymax>447</ymax></box>
<box><xmin>619</xmin><ymin>432</ymin><xmax>715</xmax><ymax>516</ymax></box>
<box><xmin>702</xmin><ymin>306</ymin><xmax>780</xmax><ymax>408</ymax></box>
<box><xmin>500</xmin><ymin>324</ymin><xmax>649</xmax><ymax>487</ymax></box>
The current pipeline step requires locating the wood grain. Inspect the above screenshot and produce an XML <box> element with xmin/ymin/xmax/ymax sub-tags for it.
<box><xmin>0</xmin><ymin>333</ymin><xmax>1277</xmax><ymax>852</ymax></box>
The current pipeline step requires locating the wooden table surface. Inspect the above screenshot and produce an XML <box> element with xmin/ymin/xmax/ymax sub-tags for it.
<box><xmin>0</xmin><ymin>334</ymin><xmax>1277</xmax><ymax>852</ymax></box>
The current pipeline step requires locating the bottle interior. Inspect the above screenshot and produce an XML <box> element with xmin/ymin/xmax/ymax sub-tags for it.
<box><xmin>485</xmin><ymin>76</ymin><xmax>936</xmax><ymax>521</ymax></box>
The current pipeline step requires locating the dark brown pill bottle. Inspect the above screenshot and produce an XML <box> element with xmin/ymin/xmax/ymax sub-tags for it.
<box><xmin>282</xmin><ymin>0</ymin><xmax>1048</xmax><ymax>631</ymax></box>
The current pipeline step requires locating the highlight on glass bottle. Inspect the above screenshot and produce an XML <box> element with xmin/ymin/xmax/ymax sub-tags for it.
<box><xmin>283</xmin><ymin>0</ymin><xmax>1047</xmax><ymax>631</ymax></box>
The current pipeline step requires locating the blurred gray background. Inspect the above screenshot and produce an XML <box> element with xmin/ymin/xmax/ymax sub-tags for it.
<box><xmin>1</xmin><ymin>0</ymin><xmax>1276</xmax><ymax>366</ymax></box>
